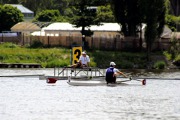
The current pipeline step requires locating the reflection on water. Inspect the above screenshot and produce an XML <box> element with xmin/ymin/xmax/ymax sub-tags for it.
<box><xmin>0</xmin><ymin>68</ymin><xmax>180</xmax><ymax>120</ymax></box>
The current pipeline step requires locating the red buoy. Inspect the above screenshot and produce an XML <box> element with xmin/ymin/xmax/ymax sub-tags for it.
<box><xmin>142</xmin><ymin>79</ymin><xmax>146</xmax><ymax>85</ymax></box>
<box><xmin>46</xmin><ymin>78</ymin><xmax>57</xmax><ymax>83</ymax></box>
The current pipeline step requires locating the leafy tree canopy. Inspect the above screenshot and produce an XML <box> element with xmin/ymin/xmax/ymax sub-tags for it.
<box><xmin>0</xmin><ymin>4</ymin><xmax>23</xmax><ymax>32</ymax></box>
<box><xmin>70</xmin><ymin>0</ymin><xmax>100</xmax><ymax>36</ymax></box>
<box><xmin>111</xmin><ymin>0</ymin><xmax>141</xmax><ymax>36</ymax></box>
<box><xmin>140</xmin><ymin>0</ymin><xmax>166</xmax><ymax>59</ymax></box>
<box><xmin>97</xmin><ymin>4</ymin><xmax>115</xmax><ymax>23</ymax></box>
<box><xmin>34</xmin><ymin>9</ymin><xmax>66</xmax><ymax>22</ymax></box>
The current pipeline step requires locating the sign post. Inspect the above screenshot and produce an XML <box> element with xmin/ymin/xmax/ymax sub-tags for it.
<box><xmin>71</xmin><ymin>46</ymin><xmax>82</xmax><ymax>65</ymax></box>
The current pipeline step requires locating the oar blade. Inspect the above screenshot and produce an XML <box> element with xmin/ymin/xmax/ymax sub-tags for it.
<box><xmin>46</xmin><ymin>78</ymin><xmax>57</xmax><ymax>84</ymax></box>
<box><xmin>142</xmin><ymin>79</ymin><xmax>146</xmax><ymax>85</ymax></box>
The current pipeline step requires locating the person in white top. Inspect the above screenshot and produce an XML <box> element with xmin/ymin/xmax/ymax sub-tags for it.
<box><xmin>71</xmin><ymin>51</ymin><xmax>90</xmax><ymax>68</ymax></box>
<box><xmin>79</xmin><ymin>51</ymin><xmax>90</xmax><ymax>67</ymax></box>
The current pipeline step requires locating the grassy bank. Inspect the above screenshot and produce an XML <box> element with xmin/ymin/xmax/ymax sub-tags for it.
<box><xmin>89</xmin><ymin>51</ymin><xmax>147</xmax><ymax>69</ymax></box>
<box><xmin>0</xmin><ymin>43</ymin><xmax>179</xmax><ymax>69</ymax></box>
<box><xmin>0</xmin><ymin>43</ymin><xmax>71</xmax><ymax>68</ymax></box>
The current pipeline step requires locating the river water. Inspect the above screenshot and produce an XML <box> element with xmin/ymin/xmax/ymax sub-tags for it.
<box><xmin>0</xmin><ymin>68</ymin><xmax>180</xmax><ymax>120</ymax></box>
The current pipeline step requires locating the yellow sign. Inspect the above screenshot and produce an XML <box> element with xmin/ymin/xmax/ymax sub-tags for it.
<box><xmin>72</xmin><ymin>46</ymin><xmax>82</xmax><ymax>64</ymax></box>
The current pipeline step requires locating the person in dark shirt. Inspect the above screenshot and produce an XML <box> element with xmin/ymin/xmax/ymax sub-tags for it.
<box><xmin>106</xmin><ymin>62</ymin><xmax>127</xmax><ymax>84</ymax></box>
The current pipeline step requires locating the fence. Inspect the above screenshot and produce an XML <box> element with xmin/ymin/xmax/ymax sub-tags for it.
<box><xmin>0</xmin><ymin>35</ymin><xmax>175</xmax><ymax>51</ymax></box>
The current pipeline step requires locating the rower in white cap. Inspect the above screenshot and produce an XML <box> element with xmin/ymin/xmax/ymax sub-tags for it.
<box><xmin>105</xmin><ymin>62</ymin><xmax>128</xmax><ymax>84</ymax></box>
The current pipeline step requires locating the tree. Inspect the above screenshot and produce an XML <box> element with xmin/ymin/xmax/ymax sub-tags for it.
<box><xmin>140</xmin><ymin>0</ymin><xmax>166</xmax><ymax>60</ymax></box>
<box><xmin>111</xmin><ymin>0</ymin><xmax>141</xmax><ymax>36</ymax></box>
<box><xmin>96</xmin><ymin>4</ymin><xmax>115</xmax><ymax>23</ymax></box>
<box><xmin>111</xmin><ymin>0</ymin><xmax>166</xmax><ymax>57</ymax></box>
<box><xmin>70</xmin><ymin>0</ymin><xmax>101</xmax><ymax>49</ymax></box>
<box><xmin>53</xmin><ymin>0</ymin><xmax>72</xmax><ymax>15</ymax></box>
<box><xmin>34</xmin><ymin>9</ymin><xmax>66</xmax><ymax>22</ymax></box>
<box><xmin>166</xmin><ymin>14</ymin><xmax>180</xmax><ymax>32</ymax></box>
<box><xmin>92</xmin><ymin>0</ymin><xmax>111</xmax><ymax>5</ymax></box>
<box><xmin>0</xmin><ymin>5</ymin><xmax>23</xmax><ymax>32</ymax></box>
<box><xmin>0</xmin><ymin>0</ymin><xmax>19</xmax><ymax>4</ymax></box>
<box><xmin>71</xmin><ymin>0</ymin><xmax>100</xmax><ymax>36</ymax></box>
<box><xmin>17</xmin><ymin>0</ymin><xmax>73</xmax><ymax>16</ymax></box>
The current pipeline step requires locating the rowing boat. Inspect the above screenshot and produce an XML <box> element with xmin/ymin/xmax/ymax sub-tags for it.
<box><xmin>67</xmin><ymin>79</ymin><xmax>130</xmax><ymax>86</ymax></box>
<box><xmin>66</xmin><ymin>76</ymin><xmax>142</xmax><ymax>86</ymax></box>
<box><xmin>45</xmin><ymin>67</ymin><xmax>146</xmax><ymax>85</ymax></box>
<box><xmin>46</xmin><ymin>75</ymin><xmax>146</xmax><ymax>86</ymax></box>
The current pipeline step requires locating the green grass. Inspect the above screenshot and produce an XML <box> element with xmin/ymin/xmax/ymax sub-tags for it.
<box><xmin>0</xmin><ymin>43</ymin><xmax>71</xmax><ymax>68</ymax></box>
<box><xmin>153</xmin><ymin>61</ymin><xmax>166</xmax><ymax>69</ymax></box>
<box><xmin>1</xmin><ymin>42</ymin><xmax>177</xmax><ymax>69</ymax></box>
<box><xmin>89</xmin><ymin>50</ymin><xmax>147</xmax><ymax>69</ymax></box>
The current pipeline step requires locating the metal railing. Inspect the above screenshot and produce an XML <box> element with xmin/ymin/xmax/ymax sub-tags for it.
<box><xmin>54</xmin><ymin>67</ymin><xmax>105</xmax><ymax>77</ymax></box>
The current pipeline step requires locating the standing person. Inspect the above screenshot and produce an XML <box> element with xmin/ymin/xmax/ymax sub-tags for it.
<box><xmin>106</xmin><ymin>62</ymin><xmax>127</xmax><ymax>84</ymax></box>
<box><xmin>71</xmin><ymin>51</ymin><xmax>90</xmax><ymax>68</ymax></box>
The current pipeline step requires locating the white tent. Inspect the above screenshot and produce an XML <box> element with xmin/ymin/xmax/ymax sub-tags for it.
<box><xmin>43</xmin><ymin>22</ymin><xmax>121</xmax><ymax>32</ymax></box>
<box><xmin>31</xmin><ymin>22</ymin><xmax>121</xmax><ymax>36</ymax></box>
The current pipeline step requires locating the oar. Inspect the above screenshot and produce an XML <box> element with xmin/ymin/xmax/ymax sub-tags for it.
<box><xmin>0</xmin><ymin>74</ymin><xmax>45</xmax><ymax>77</ymax></box>
<box><xmin>117</xmin><ymin>76</ymin><xmax>146</xmax><ymax>85</ymax></box>
<box><xmin>129</xmin><ymin>76</ymin><xmax>180</xmax><ymax>80</ymax></box>
<box><xmin>130</xmin><ymin>77</ymin><xmax>146</xmax><ymax>85</ymax></box>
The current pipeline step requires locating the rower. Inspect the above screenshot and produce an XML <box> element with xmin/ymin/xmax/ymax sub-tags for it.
<box><xmin>105</xmin><ymin>62</ymin><xmax>128</xmax><ymax>84</ymax></box>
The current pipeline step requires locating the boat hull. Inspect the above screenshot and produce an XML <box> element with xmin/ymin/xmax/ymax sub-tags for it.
<box><xmin>67</xmin><ymin>78</ymin><xmax>131</xmax><ymax>86</ymax></box>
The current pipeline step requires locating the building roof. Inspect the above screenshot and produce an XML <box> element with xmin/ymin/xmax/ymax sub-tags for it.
<box><xmin>161</xmin><ymin>26</ymin><xmax>172</xmax><ymax>39</ymax></box>
<box><xmin>11</xmin><ymin>22</ymin><xmax>41</xmax><ymax>32</ymax></box>
<box><xmin>43</xmin><ymin>22</ymin><xmax>121</xmax><ymax>32</ymax></box>
<box><xmin>43</xmin><ymin>23</ymin><xmax>81</xmax><ymax>31</ymax></box>
<box><xmin>8</xmin><ymin>4</ymin><xmax>34</xmax><ymax>14</ymax></box>
<box><xmin>90</xmin><ymin>23</ymin><xmax>121</xmax><ymax>31</ymax></box>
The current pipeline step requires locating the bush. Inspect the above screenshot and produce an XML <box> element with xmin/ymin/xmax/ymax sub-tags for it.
<box><xmin>153</xmin><ymin>61</ymin><xmax>166</xmax><ymax>69</ymax></box>
<box><xmin>30</xmin><ymin>40</ymin><xmax>44</xmax><ymax>48</ymax></box>
<box><xmin>173</xmin><ymin>55</ymin><xmax>180</xmax><ymax>66</ymax></box>
<box><xmin>118</xmin><ymin>61</ymin><xmax>134</xmax><ymax>69</ymax></box>
<box><xmin>163</xmin><ymin>51</ymin><xmax>171</xmax><ymax>60</ymax></box>
<box><xmin>0</xmin><ymin>42</ymin><xmax>19</xmax><ymax>48</ymax></box>
<box><xmin>169</xmin><ymin>36</ymin><xmax>180</xmax><ymax>59</ymax></box>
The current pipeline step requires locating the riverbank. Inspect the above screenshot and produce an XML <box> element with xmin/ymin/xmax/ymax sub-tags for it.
<box><xmin>0</xmin><ymin>43</ymin><xmax>179</xmax><ymax>69</ymax></box>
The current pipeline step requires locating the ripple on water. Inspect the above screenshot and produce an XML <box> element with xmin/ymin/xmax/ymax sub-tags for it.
<box><xmin>0</xmin><ymin>69</ymin><xmax>180</xmax><ymax>120</ymax></box>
